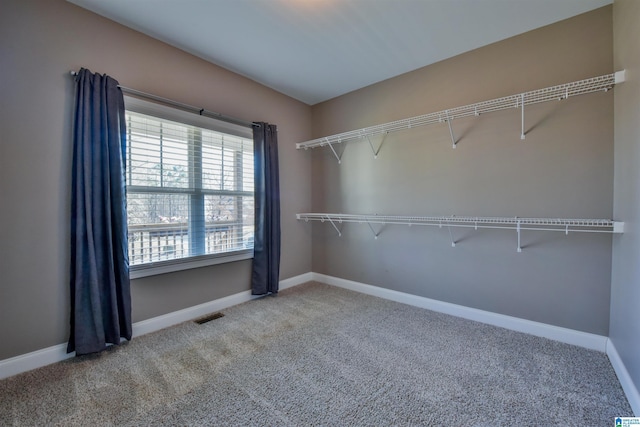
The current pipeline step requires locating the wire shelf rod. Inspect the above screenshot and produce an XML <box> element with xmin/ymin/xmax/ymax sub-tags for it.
<box><xmin>296</xmin><ymin>72</ymin><xmax>624</xmax><ymax>150</ymax></box>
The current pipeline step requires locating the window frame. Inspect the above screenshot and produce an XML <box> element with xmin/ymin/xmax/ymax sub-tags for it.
<box><xmin>124</xmin><ymin>96</ymin><xmax>254</xmax><ymax>279</ymax></box>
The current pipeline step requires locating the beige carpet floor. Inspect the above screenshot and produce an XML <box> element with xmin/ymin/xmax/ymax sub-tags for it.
<box><xmin>0</xmin><ymin>281</ymin><xmax>632</xmax><ymax>426</ymax></box>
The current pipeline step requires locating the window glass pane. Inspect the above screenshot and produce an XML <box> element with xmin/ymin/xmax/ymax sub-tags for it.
<box><xmin>205</xmin><ymin>195</ymin><xmax>254</xmax><ymax>251</ymax></box>
<box><xmin>242</xmin><ymin>197</ymin><xmax>255</xmax><ymax>249</ymax></box>
<box><xmin>205</xmin><ymin>194</ymin><xmax>238</xmax><ymax>223</ymax></box>
<box><xmin>127</xmin><ymin>193</ymin><xmax>190</xmax><ymax>264</ymax></box>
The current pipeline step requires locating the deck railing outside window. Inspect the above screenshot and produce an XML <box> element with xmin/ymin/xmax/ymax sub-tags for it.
<box><xmin>128</xmin><ymin>222</ymin><xmax>252</xmax><ymax>265</ymax></box>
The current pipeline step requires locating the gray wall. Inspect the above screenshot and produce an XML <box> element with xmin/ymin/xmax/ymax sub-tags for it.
<box><xmin>611</xmin><ymin>0</ymin><xmax>640</xmax><ymax>409</ymax></box>
<box><xmin>0</xmin><ymin>0</ymin><xmax>312</xmax><ymax>360</ymax></box>
<box><xmin>309</xmin><ymin>7</ymin><xmax>614</xmax><ymax>335</ymax></box>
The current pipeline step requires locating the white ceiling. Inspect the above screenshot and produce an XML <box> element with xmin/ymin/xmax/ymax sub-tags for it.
<box><xmin>68</xmin><ymin>0</ymin><xmax>612</xmax><ymax>105</ymax></box>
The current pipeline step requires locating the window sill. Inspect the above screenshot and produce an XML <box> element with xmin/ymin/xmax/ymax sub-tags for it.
<box><xmin>129</xmin><ymin>250</ymin><xmax>253</xmax><ymax>279</ymax></box>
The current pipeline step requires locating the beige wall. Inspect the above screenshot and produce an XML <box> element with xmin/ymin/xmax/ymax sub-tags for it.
<box><xmin>0</xmin><ymin>0</ymin><xmax>312</xmax><ymax>360</ymax></box>
<box><xmin>611</xmin><ymin>0</ymin><xmax>640</xmax><ymax>413</ymax></box>
<box><xmin>309</xmin><ymin>7</ymin><xmax>614</xmax><ymax>334</ymax></box>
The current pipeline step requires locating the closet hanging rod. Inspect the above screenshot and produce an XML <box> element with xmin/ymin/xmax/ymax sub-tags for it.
<box><xmin>296</xmin><ymin>71</ymin><xmax>625</xmax><ymax>150</ymax></box>
<box><xmin>69</xmin><ymin>70</ymin><xmax>257</xmax><ymax>129</ymax></box>
<box><xmin>296</xmin><ymin>213</ymin><xmax>624</xmax><ymax>234</ymax></box>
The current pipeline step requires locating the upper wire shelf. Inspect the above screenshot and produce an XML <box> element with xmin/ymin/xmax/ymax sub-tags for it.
<box><xmin>297</xmin><ymin>213</ymin><xmax>624</xmax><ymax>252</ymax></box>
<box><xmin>296</xmin><ymin>71</ymin><xmax>625</xmax><ymax>159</ymax></box>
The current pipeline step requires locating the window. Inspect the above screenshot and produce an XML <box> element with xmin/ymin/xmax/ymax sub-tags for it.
<box><xmin>124</xmin><ymin>97</ymin><xmax>254</xmax><ymax>277</ymax></box>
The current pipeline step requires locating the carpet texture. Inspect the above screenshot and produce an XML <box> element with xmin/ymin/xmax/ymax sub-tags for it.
<box><xmin>0</xmin><ymin>282</ymin><xmax>632</xmax><ymax>426</ymax></box>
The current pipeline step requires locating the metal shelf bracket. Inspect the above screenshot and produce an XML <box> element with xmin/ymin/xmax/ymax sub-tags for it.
<box><xmin>323</xmin><ymin>137</ymin><xmax>342</xmax><ymax>164</ymax></box>
<box><xmin>365</xmin><ymin>132</ymin><xmax>387</xmax><ymax>159</ymax></box>
<box><xmin>445</xmin><ymin>110</ymin><xmax>457</xmax><ymax>148</ymax></box>
<box><xmin>320</xmin><ymin>215</ymin><xmax>342</xmax><ymax>236</ymax></box>
<box><xmin>365</xmin><ymin>220</ymin><xmax>380</xmax><ymax>239</ymax></box>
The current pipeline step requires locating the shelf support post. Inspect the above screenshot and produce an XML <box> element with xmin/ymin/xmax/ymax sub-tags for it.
<box><xmin>517</xmin><ymin>220</ymin><xmax>522</xmax><ymax>253</ymax></box>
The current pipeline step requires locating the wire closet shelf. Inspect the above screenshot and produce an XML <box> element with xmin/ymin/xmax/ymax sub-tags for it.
<box><xmin>296</xmin><ymin>213</ymin><xmax>624</xmax><ymax>252</ymax></box>
<box><xmin>296</xmin><ymin>71</ymin><xmax>625</xmax><ymax>156</ymax></box>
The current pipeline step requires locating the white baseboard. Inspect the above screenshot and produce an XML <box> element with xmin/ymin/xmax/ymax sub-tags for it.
<box><xmin>279</xmin><ymin>272</ymin><xmax>314</xmax><ymax>290</ymax></box>
<box><xmin>607</xmin><ymin>340</ymin><xmax>640</xmax><ymax>415</ymax></box>
<box><xmin>312</xmin><ymin>273</ymin><xmax>608</xmax><ymax>352</ymax></box>
<box><xmin>0</xmin><ymin>272</ymin><xmax>312</xmax><ymax>380</ymax></box>
<box><xmin>0</xmin><ymin>343</ymin><xmax>73</xmax><ymax>381</ymax></box>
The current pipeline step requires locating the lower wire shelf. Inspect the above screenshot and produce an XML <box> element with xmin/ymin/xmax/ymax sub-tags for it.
<box><xmin>296</xmin><ymin>213</ymin><xmax>624</xmax><ymax>252</ymax></box>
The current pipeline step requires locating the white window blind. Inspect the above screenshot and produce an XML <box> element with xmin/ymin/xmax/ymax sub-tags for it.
<box><xmin>124</xmin><ymin>97</ymin><xmax>254</xmax><ymax>274</ymax></box>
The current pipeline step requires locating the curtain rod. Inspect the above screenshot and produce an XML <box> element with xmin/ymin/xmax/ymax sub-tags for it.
<box><xmin>69</xmin><ymin>70</ymin><xmax>257</xmax><ymax>129</ymax></box>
